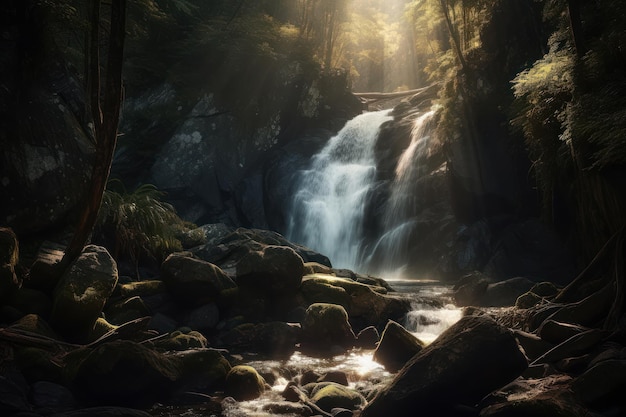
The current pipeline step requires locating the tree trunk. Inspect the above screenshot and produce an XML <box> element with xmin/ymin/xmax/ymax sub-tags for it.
<box><xmin>567</xmin><ymin>0</ymin><xmax>585</xmax><ymax>58</ymax></box>
<box><xmin>439</xmin><ymin>0</ymin><xmax>467</xmax><ymax>71</ymax></box>
<box><xmin>58</xmin><ymin>0</ymin><xmax>126</xmax><ymax>271</ymax></box>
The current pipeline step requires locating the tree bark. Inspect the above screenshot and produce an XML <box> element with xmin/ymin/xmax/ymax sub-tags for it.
<box><xmin>439</xmin><ymin>0</ymin><xmax>467</xmax><ymax>71</ymax></box>
<box><xmin>58</xmin><ymin>0</ymin><xmax>126</xmax><ymax>271</ymax></box>
<box><xmin>567</xmin><ymin>0</ymin><xmax>585</xmax><ymax>58</ymax></box>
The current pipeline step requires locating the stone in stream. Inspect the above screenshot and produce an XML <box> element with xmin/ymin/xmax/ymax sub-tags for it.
<box><xmin>373</xmin><ymin>320</ymin><xmax>425</xmax><ymax>372</ymax></box>
<box><xmin>300</xmin><ymin>303</ymin><xmax>356</xmax><ymax>356</ymax></box>
<box><xmin>481</xmin><ymin>277</ymin><xmax>535</xmax><ymax>307</ymax></box>
<box><xmin>235</xmin><ymin>244</ymin><xmax>304</xmax><ymax>295</ymax></box>
<box><xmin>361</xmin><ymin>315</ymin><xmax>528</xmax><ymax>417</ymax></box>
<box><xmin>224</xmin><ymin>365</ymin><xmax>267</xmax><ymax>401</ymax></box>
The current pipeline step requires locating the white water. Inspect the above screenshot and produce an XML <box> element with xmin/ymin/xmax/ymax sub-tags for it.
<box><xmin>364</xmin><ymin>110</ymin><xmax>436</xmax><ymax>276</ymax></box>
<box><xmin>288</xmin><ymin>107</ymin><xmax>437</xmax><ymax>276</ymax></box>
<box><xmin>287</xmin><ymin>110</ymin><xmax>393</xmax><ymax>270</ymax></box>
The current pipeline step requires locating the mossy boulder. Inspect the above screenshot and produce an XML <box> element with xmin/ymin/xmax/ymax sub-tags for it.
<box><xmin>216</xmin><ymin>321</ymin><xmax>301</xmax><ymax>358</ymax></box>
<box><xmin>161</xmin><ymin>252</ymin><xmax>236</xmax><ymax>307</ymax></box>
<box><xmin>224</xmin><ymin>365</ymin><xmax>267</xmax><ymax>401</ymax></box>
<box><xmin>373</xmin><ymin>320</ymin><xmax>425</xmax><ymax>372</ymax></box>
<box><xmin>301</xmin><ymin>274</ymin><xmax>410</xmax><ymax>328</ymax></box>
<box><xmin>175</xmin><ymin>348</ymin><xmax>231</xmax><ymax>393</ymax></box>
<box><xmin>235</xmin><ymin>245</ymin><xmax>304</xmax><ymax>296</ymax></box>
<box><xmin>310</xmin><ymin>382</ymin><xmax>366</xmax><ymax>412</ymax></box>
<box><xmin>153</xmin><ymin>330</ymin><xmax>208</xmax><ymax>351</ymax></box>
<box><xmin>50</xmin><ymin>245</ymin><xmax>118</xmax><ymax>340</ymax></box>
<box><xmin>301</xmin><ymin>303</ymin><xmax>356</xmax><ymax>356</ymax></box>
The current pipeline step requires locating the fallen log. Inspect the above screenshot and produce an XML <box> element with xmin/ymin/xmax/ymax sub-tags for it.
<box><xmin>354</xmin><ymin>83</ymin><xmax>440</xmax><ymax>104</ymax></box>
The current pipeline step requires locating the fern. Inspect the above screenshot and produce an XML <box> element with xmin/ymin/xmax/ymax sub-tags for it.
<box><xmin>96</xmin><ymin>180</ymin><xmax>194</xmax><ymax>272</ymax></box>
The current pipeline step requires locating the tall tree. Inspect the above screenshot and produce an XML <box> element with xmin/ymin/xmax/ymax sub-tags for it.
<box><xmin>59</xmin><ymin>0</ymin><xmax>127</xmax><ymax>270</ymax></box>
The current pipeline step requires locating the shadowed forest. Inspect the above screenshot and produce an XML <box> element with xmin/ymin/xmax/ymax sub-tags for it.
<box><xmin>1</xmin><ymin>1</ymin><xmax>626</xmax><ymax>416</ymax></box>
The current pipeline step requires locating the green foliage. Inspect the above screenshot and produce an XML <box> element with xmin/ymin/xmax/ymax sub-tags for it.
<box><xmin>96</xmin><ymin>180</ymin><xmax>194</xmax><ymax>267</ymax></box>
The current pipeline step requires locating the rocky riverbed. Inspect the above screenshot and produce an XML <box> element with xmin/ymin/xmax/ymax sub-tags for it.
<box><xmin>1</xmin><ymin>225</ymin><xmax>625</xmax><ymax>417</ymax></box>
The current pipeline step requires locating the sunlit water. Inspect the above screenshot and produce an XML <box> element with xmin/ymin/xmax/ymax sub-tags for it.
<box><xmin>221</xmin><ymin>281</ymin><xmax>462</xmax><ymax>417</ymax></box>
<box><xmin>286</xmin><ymin>110</ymin><xmax>393</xmax><ymax>270</ymax></box>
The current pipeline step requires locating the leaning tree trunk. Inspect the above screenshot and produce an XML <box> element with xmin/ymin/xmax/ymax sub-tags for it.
<box><xmin>58</xmin><ymin>0</ymin><xmax>127</xmax><ymax>271</ymax></box>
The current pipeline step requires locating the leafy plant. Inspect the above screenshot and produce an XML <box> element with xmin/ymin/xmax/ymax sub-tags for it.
<box><xmin>96</xmin><ymin>180</ymin><xmax>195</xmax><ymax>273</ymax></box>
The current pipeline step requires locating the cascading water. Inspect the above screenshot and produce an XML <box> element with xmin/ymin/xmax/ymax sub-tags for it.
<box><xmin>364</xmin><ymin>110</ymin><xmax>436</xmax><ymax>276</ymax></box>
<box><xmin>288</xmin><ymin>107</ymin><xmax>437</xmax><ymax>276</ymax></box>
<box><xmin>287</xmin><ymin>110</ymin><xmax>393</xmax><ymax>270</ymax></box>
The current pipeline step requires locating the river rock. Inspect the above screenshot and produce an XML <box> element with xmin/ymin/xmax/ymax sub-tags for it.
<box><xmin>74</xmin><ymin>340</ymin><xmax>182</xmax><ymax>406</ymax></box>
<box><xmin>301</xmin><ymin>303</ymin><xmax>356</xmax><ymax>356</ymax></box>
<box><xmin>301</xmin><ymin>274</ymin><xmax>410</xmax><ymax>328</ymax></box>
<box><xmin>235</xmin><ymin>245</ymin><xmax>304</xmax><ymax>295</ymax></box>
<box><xmin>361</xmin><ymin>315</ymin><xmax>528</xmax><ymax>417</ymax></box>
<box><xmin>481</xmin><ymin>277</ymin><xmax>535</xmax><ymax>307</ymax></box>
<box><xmin>50</xmin><ymin>245</ymin><xmax>118</xmax><ymax>340</ymax></box>
<box><xmin>174</xmin><ymin>348</ymin><xmax>231</xmax><ymax>393</ymax></box>
<box><xmin>216</xmin><ymin>322</ymin><xmax>301</xmax><ymax>358</ymax></box>
<box><xmin>309</xmin><ymin>382</ymin><xmax>366</xmax><ymax>412</ymax></box>
<box><xmin>453</xmin><ymin>271</ymin><xmax>489</xmax><ymax>306</ymax></box>
<box><xmin>160</xmin><ymin>252</ymin><xmax>236</xmax><ymax>307</ymax></box>
<box><xmin>224</xmin><ymin>365</ymin><xmax>267</xmax><ymax>401</ymax></box>
<box><xmin>373</xmin><ymin>320</ymin><xmax>425</xmax><ymax>372</ymax></box>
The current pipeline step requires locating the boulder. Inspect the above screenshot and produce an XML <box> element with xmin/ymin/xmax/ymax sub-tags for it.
<box><xmin>301</xmin><ymin>274</ymin><xmax>410</xmax><ymax>328</ymax></box>
<box><xmin>30</xmin><ymin>380</ymin><xmax>77</xmax><ymax>410</ymax></box>
<box><xmin>174</xmin><ymin>348</ymin><xmax>231</xmax><ymax>393</ymax></box>
<box><xmin>481</xmin><ymin>277</ymin><xmax>535</xmax><ymax>307</ymax></box>
<box><xmin>73</xmin><ymin>340</ymin><xmax>181</xmax><ymax>406</ymax></box>
<box><xmin>301</xmin><ymin>303</ymin><xmax>356</xmax><ymax>356</ymax></box>
<box><xmin>361</xmin><ymin>315</ymin><xmax>528</xmax><ymax>417</ymax></box>
<box><xmin>160</xmin><ymin>252</ymin><xmax>236</xmax><ymax>307</ymax></box>
<box><xmin>50</xmin><ymin>245</ymin><xmax>118</xmax><ymax>340</ymax></box>
<box><xmin>224</xmin><ymin>365</ymin><xmax>266</xmax><ymax>401</ymax></box>
<box><xmin>373</xmin><ymin>320</ymin><xmax>425</xmax><ymax>373</ymax></box>
<box><xmin>309</xmin><ymin>382</ymin><xmax>366</xmax><ymax>412</ymax></box>
<box><xmin>216</xmin><ymin>322</ymin><xmax>301</xmax><ymax>358</ymax></box>
<box><xmin>453</xmin><ymin>271</ymin><xmax>489</xmax><ymax>306</ymax></box>
<box><xmin>235</xmin><ymin>245</ymin><xmax>304</xmax><ymax>295</ymax></box>
<box><xmin>515</xmin><ymin>291</ymin><xmax>543</xmax><ymax>309</ymax></box>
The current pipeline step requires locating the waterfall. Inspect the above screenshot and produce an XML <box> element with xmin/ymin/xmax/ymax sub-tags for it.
<box><xmin>287</xmin><ymin>110</ymin><xmax>393</xmax><ymax>270</ymax></box>
<box><xmin>364</xmin><ymin>110</ymin><xmax>436</xmax><ymax>276</ymax></box>
<box><xmin>287</xmin><ymin>107</ymin><xmax>436</xmax><ymax>276</ymax></box>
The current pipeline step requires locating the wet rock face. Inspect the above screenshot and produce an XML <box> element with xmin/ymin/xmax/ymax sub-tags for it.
<box><xmin>373</xmin><ymin>320</ymin><xmax>425</xmax><ymax>373</ymax></box>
